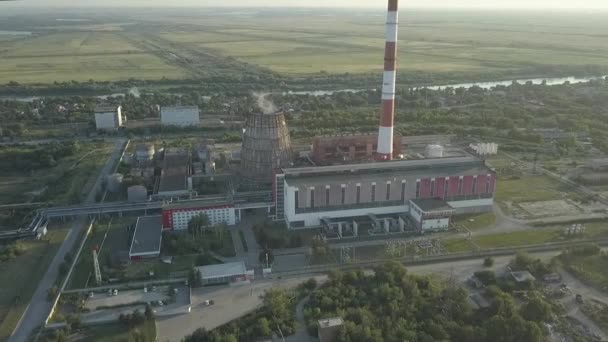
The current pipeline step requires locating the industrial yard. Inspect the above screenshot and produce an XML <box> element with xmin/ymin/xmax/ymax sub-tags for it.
<box><xmin>2</xmin><ymin>1</ymin><xmax>608</xmax><ymax>342</ymax></box>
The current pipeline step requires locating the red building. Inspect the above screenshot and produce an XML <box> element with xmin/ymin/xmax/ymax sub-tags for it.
<box><xmin>312</xmin><ymin>133</ymin><xmax>403</xmax><ymax>165</ymax></box>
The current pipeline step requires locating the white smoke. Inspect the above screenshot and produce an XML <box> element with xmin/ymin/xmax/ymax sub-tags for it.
<box><xmin>253</xmin><ymin>92</ymin><xmax>277</xmax><ymax>115</ymax></box>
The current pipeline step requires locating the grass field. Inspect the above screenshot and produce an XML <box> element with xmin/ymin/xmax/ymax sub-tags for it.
<box><xmin>495</xmin><ymin>175</ymin><xmax>577</xmax><ymax>204</ymax></box>
<box><xmin>79</xmin><ymin>320</ymin><xmax>156</xmax><ymax>342</ymax></box>
<box><xmin>2</xmin><ymin>9</ymin><xmax>608</xmax><ymax>84</ymax></box>
<box><xmin>0</xmin><ymin>31</ymin><xmax>185</xmax><ymax>84</ymax></box>
<box><xmin>0</xmin><ymin>224</ymin><xmax>69</xmax><ymax>341</ymax></box>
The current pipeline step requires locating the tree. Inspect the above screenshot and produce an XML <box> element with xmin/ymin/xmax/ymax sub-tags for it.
<box><xmin>521</xmin><ymin>295</ymin><xmax>552</xmax><ymax>323</ymax></box>
<box><xmin>188</xmin><ymin>267</ymin><xmax>202</xmax><ymax>288</ymax></box>
<box><xmin>145</xmin><ymin>303</ymin><xmax>154</xmax><ymax>321</ymax></box>
<box><xmin>255</xmin><ymin>317</ymin><xmax>272</xmax><ymax>337</ymax></box>
<box><xmin>188</xmin><ymin>214</ymin><xmax>210</xmax><ymax>239</ymax></box>
<box><xmin>484</xmin><ymin>257</ymin><xmax>495</xmax><ymax>267</ymax></box>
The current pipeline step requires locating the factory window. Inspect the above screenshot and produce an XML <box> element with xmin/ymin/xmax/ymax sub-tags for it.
<box><xmin>430</xmin><ymin>180</ymin><xmax>435</xmax><ymax>197</ymax></box>
<box><xmin>444</xmin><ymin>178</ymin><xmax>449</xmax><ymax>198</ymax></box>
<box><xmin>371</xmin><ymin>184</ymin><xmax>376</xmax><ymax>202</ymax></box>
<box><xmin>310</xmin><ymin>188</ymin><xmax>315</xmax><ymax>208</ymax></box>
<box><xmin>472</xmin><ymin>176</ymin><xmax>478</xmax><ymax>194</ymax></box>
<box><xmin>341</xmin><ymin>186</ymin><xmax>346</xmax><ymax>204</ymax></box>
<box><xmin>401</xmin><ymin>181</ymin><xmax>406</xmax><ymax>202</ymax></box>
<box><xmin>415</xmin><ymin>181</ymin><xmax>421</xmax><ymax>198</ymax></box>
<box><xmin>386</xmin><ymin>182</ymin><xmax>391</xmax><ymax>201</ymax></box>
<box><xmin>458</xmin><ymin>178</ymin><xmax>463</xmax><ymax>195</ymax></box>
<box><xmin>325</xmin><ymin>187</ymin><xmax>330</xmax><ymax>206</ymax></box>
<box><xmin>356</xmin><ymin>185</ymin><xmax>361</xmax><ymax>204</ymax></box>
<box><xmin>294</xmin><ymin>190</ymin><xmax>299</xmax><ymax>208</ymax></box>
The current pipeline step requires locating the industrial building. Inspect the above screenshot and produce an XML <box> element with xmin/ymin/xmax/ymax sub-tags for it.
<box><xmin>156</xmin><ymin>148</ymin><xmax>191</xmax><ymax>198</ymax></box>
<box><xmin>162</xmin><ymin>199</ymin><xmax>236</xmax><ymax>230</ymax></box>
<box><xmin>196</xmin><ymin>261</ymin><xmax>253</xmax><ymax>285</ymax></box>
<box><xmin>318</xmin><ymin>318</ymin><xmax>344</xmax><ymax>342</ymax></box>
<box><xmin>274</xmin><ymin>156</ymin><xmax>496</xmax><ymax>229</ymax></box>
<box><xmin>312</xmin><ymin>133</ymin><xmax>402</xmax><ymax>165</ymax></box>
<box><xmin>94</xmin><ymin>105</ymin><xmax>123</xmax><ymax>130</ymax></box>
<box><xmin>408</xmin><ymin>198</ymin><xmax>455</xmax><ymax>232</ymax></box>
<box><xmin>129</xmin><ymin>216</ymin><xmax>163</xmax><ymax>260</ymax></box>
<box><xmin>240</xmin><ymin>111</ymin><xmax>292</xmax><ymax>186</ymax></box>
<box><xmin>161</xmin><ymin>106</ymin><xmax>200</xmax><ymax>127</ymax></box>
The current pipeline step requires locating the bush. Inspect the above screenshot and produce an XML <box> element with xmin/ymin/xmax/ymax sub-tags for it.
<box><xmin>484</xmin><ymin>257</ymin><xmax>495</xmax><ymax>267</ymax></box>
<box><xmin>474</xmin><ymin>270</ymin><xmax>497</xmax><ymax>286</ymax></box>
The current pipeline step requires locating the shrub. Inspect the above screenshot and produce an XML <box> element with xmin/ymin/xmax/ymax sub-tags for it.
<box><xmin>484</xmin><ymin>257</ymin><xmax>495</xmax><ymax>267</ymax></box>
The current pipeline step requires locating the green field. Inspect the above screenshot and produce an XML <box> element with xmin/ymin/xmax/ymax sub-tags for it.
<box><xmin>0</xmin><ymin>225</ymin><xmax>69</xmax><ymax>341</ymax></box>
<box><xmin>76</xmin><ymin>320</ymin><xmax>156</xmax><ymax>342</ymax></box>
<box><xmin>0</xmin><ymin>31</ymin><xmax>185</xmax><ymax>84</ymax></box>
<box><xmin>2</xmin><ymin>9</ymin><xmax>608</xmax><ymax>84</ymax></box>
<box><xmin>495</xmin><ymin>175</ymin><xmax>577</xmax><ymax>204</ymax></box>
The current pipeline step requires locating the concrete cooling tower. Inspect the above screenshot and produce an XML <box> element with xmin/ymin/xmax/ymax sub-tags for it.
<box><xmin>240</xmin><ymin>111</ymin><xmax>292</xmax><ymax>185</ymax></box>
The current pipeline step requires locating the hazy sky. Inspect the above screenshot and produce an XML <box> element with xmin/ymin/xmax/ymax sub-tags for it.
<box><xmin>4</xmin><ymin>0</ymin><xmax>608</xmax><ymax>9</ymax></box>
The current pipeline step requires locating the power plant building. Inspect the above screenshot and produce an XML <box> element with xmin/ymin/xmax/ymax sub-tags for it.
<box><xmin>94</xmin><ymin>105</ymin><xmax>123</xmax><ymax>130</ymax></box>
<box><xmin>312</xmin><ymin>133</ymin><xmax>402</xmax><ymax>165</ymax></box>
<box><xmin>162</xmin><ymin>200</ymin><xmax>236</xmax><ymax>230</ymax></box>
<box><xmin>161</xmin><ymin>106</ymin><xmax>200</xmax><ymax>127</ymax></box>
<box><xmin>274</xmin><ymin>156</ymin><xmax>496</xmax><ymax>229</ymax></box>
<box><xmin>157</xmin><ymin>148</ymin><xmax>191</xmax><ymax>198</ymax></box>
<box><xmin>129</xmin><ymin>215</ymin><xmax>163</xmax><ymax>260</ymax></box>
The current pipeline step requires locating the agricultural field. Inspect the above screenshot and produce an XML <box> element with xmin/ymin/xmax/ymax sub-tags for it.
<box><xmin>0</xmin><ymin>31</ymin><xmax>185</xmax><ymax>84</ymax></box>
<box><xmin>2</xmin><ymin>9</ymin><xmax>608</xmax><ymax>84</ymax></box>
<box><xmin>0</xmin><ymin>224</ymin><xmax>69</xmax><ymax>341</ymax></box>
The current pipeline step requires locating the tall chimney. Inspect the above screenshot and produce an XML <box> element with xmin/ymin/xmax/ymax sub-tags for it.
<box><xmin>377</xmin><ymin>0</ymin><xmax>399</xmax><ymax>161</ymax></box>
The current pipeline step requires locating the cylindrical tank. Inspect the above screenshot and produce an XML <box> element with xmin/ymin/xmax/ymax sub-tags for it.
<box><xmin>240</xmin><ymin>111</ymin><xmax>292</xmax><ymax>185</ymax></box>
<box><xmin>127</xmin><ymin>185</ymin><xmax>147</xmax><ymax>202</ymax></box>
<box><xmin>135</xmin><ymin>143</ymin><xmax>155</xmax><ymax>162</ymax></box>
<box><xmin>106</xmin><ymin>173</ymin><xmax>124</xmax><ymax>193</ymax></box>
<box><xmin>424</xmin><ymin>144</ymin><xmax>444</xmax><ymax>158</ymax></box>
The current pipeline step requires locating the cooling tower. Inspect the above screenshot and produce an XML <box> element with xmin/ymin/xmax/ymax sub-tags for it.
<box><xmin>240</xmin><ymin>111</ymin><xmax>292</xmax><ymax>185</ymax></box>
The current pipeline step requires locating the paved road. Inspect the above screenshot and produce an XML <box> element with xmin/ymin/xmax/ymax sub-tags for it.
<box><xmin>8</xmin><ymin>139</ymin><xmax>126</xmax><ymax>342</ymax></box>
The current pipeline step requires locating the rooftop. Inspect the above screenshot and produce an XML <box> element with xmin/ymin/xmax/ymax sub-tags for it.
<box><xmin>129</xmin><ymin>216</ymin><xmax>163</xmax><ymax>256</ymax></box>
<box><xmin>410</xmin><ymin>198</ymin><xmax>455</xmax><ymax>212</ymax></box>
<box><xmin>284</xmin><ymin>158</ymin><xmax>490</xmax><ymax>187</ymax></box>
<box><xmin>161</xmin><ymin>106</ymin><xmax>199</xmax><ymax>111</ymax></box>
<box><xmin>197</xmin><ymin>261</ymin><xmax>247</xmax><ymax>279</ymax></box>
<box><xmin>95</xmin><ymin>105</ymin><xmax>119</xmax><ymax>113</ymax></box>
<box><xmin>511</xmin><ymin>271</ymin><xmax>536</xmax><ymax>283</ymax></box>
<box><xmin>318</xmin><ymin>317</ymin><xmax>344</xmax><ymax>328</ymax></box>
<box><xmin>163</xmin><ymin>197</ymin><xmax>233</xmax><ymax>210</ymax></box>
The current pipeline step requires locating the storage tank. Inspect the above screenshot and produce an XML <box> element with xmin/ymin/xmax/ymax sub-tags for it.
<box><xmin>127</xmin><ymin>185</ymin><xmax>148</xmax><ymax>202</ymax></box>
<box><xmin>240</xmin><ymin>111</ymin><xmax>292</xmax><ymax>185</ymax></box>
<box><xmin>424</xmin><ymin>144</ymin><xmax>444</xmax><ymax>158</ymax></box>
<box><xmin>106</xmin><ymin>173</ymin><xmax>124</xmax><ymax>193</ymax></box>
<box><xmin>135</xmin><ymin>143</ymin><xmax>155</xmax><ymax>162</ymax></box>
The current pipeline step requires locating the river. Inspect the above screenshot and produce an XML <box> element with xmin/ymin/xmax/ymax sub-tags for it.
<box><xmin>1</xmin><ymin>75</ymin><xmax>606</xmax><ymax>102</ymax></box>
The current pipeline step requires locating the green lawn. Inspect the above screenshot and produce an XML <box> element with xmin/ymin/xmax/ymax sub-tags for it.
<box><xmin>453</xmin><ymin>213</ymin><xmax>497</xmax><ymax>232</ymax></box>
<box><xmin>562</xmin><ymin>254</ymin><xmax>608</xmax><ymax>292</ymax></box>
<box><xmin>443</xmin><ymin>238</ymin><xmax>475</xmax><ymax>253</ymax></box>
<box><xmin>495</xmin><ymin>175</ymin><xmax>576</xmax><ymax>204</ymax></box>
<box><xmin>473</xmin><ymin>228</ymin><xmax>562</xmax><ymax>249</ymax></box>
<box><xmin>79</xmin><ymin>320</ymin><xmax>156</xmax><ymax>342</ymax></box>
<box><xmin>67</xmin><ymin>218</ymin><xmax>135</xmax><ymax>290</ymax></box>
<box><xmin>0</xmin><ymin>225</ymin><xmax>69</xmax><ymax>341</ymax></box>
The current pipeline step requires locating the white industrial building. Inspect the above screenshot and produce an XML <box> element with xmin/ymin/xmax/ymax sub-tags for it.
<box><xmin>196</xmin><ymin>261</ymin><xmax>253</xmax><ymax>285</ymax></box>
<box><xmin>161</xmin><ymin>106</ymin><xmax>200</xmax><ymax>127</ymax></box>
<box><xmin>162</xmin><ymin>201</ymin><xmax>236</xmax><ymax>230</ymax></box>
<box><xmin>274</xmin><ymin>156</ymin><xmax>496</xmax><ymax>229</ymax></box>
<box><xmin>95</xmin><ymin>105</ymin><xmax>123</xmax><ymax>130</ymax></box>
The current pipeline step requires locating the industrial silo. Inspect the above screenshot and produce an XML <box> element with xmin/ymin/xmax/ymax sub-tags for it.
<box><xmin>106</xmin><ymin>173</ymin><xmax>124</xmax><ymax>193</ymax></box>
<box><xmin>240</xmin><ymin>111</ymin><xmax>292</xmax><ymax>185</ymax></box>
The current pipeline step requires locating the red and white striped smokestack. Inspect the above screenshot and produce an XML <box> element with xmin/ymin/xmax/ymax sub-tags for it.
<box><xmin>377</xmin><ymin>0</ymin><xmax>399</xmax><ymax>161</ymax></box>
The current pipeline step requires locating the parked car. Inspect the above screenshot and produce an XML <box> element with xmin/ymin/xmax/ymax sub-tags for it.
<box><xmin>88</xmin><ymin>292</ymin><xmax>94</xmax><ymax>299</ymax></box>
<box><xmin>157</xmin><ymin>300</ymin><xmax>164</xmax><ymax>306</ymax></box>
<box><xmin>144</xmin><ymin>287</ymin><xmax>148</xmax><ymax>293</ymax></box>
<box><xmin>113</xmin><ymin>289</ymin><xmax>118</xmax><ymax>296</ymax></box>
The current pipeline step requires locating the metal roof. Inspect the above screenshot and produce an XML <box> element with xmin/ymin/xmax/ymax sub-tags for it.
<box><xmin>410</xmin><ymin>198</ymin><xmax>454</xmax><ymax>212</ymax></box>
<box><xmin>129</xmin><ymin>216</ymin><xmax>163</xmax><ymax>256</ymax></box>
<box><xmin>197</xmin><ymin>261</ymin><xmax>247</xmax><ymax>279</ymax></box>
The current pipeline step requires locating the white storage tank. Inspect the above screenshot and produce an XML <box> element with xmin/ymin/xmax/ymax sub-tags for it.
<box><xmin>424</xmin><ymin>144</ymin><xmax>444</xmax><ymax>158</ymax></box>
<box><xmin>127</xmin><ymin>185</ymin><xmax>148</xmax><ymax>202</ymax></box>
<box><xmin>106</xmin><ymin>173</ymin><xmax>124</xmax><ymax>193</ymax></box>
